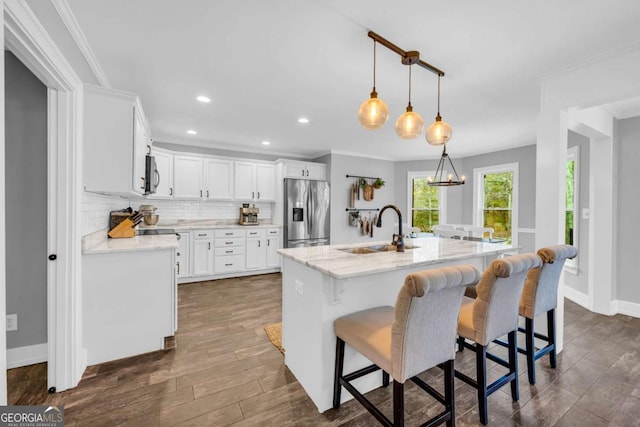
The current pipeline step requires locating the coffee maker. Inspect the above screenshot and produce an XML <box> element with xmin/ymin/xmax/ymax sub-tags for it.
<box><xmin>239</xmin><ymin>203</ymin><xmax>259</xmax><ymax>225</ymax></box>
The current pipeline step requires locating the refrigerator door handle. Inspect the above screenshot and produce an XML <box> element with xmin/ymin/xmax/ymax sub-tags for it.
<box><xmin>306</xmin><ymin>187</ymin><xmax>311</xmax><ymax>236</ymax></box>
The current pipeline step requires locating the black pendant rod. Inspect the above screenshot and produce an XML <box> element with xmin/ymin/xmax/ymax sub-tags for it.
<box><xmin>368</xmin><ymin>31</ymin><xmax>445</xmax><ymax>77</ymax></box>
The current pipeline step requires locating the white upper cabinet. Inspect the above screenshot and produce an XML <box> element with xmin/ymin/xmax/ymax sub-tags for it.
<box><xmin>204</xmin><ymin>159</ymin><xmax>234</xmax><ymax>200</ymax></box>
<box><xmin>173</xmin><ymin>155</ymin><xmax>203</xmax><ymax>199</ymax></box>
<box><xmin>281</xmin><ymin>160</ymin><xmax>327</xmax><ymax>181</ymax></box>
<box><xmin>83</xmin><ymin>84</ymin><xmax>151</xmax><ymax>195</ymax></box>
<box><xmin>234</xmin><ymin>161</ymin><xmax>275</xmax><ymax>201</ymax></box>
<box><xmin>153</xmin><ymin>149</ymin><xmax>174</xmax><ymax>198</ymax></box>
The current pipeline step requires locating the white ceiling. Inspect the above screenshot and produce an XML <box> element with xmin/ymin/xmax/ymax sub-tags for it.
<box><xmin>66</xmin><ymin>0</ymin><xmax>640</xmax><ymax>160</ymax></box>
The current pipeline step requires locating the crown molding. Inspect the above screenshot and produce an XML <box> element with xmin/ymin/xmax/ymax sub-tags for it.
<box><xmin>51</xmin><ymin>0</ymin><xmax>111</xmax><ymax>88</ymax></box>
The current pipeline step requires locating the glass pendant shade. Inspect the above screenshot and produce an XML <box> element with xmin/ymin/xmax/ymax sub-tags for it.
<box><xmin>426</xmin><ymin>115</ymin><xmax>453</xmax><ymax>145</ymax></box>
<box><xmin>395</xmin><ymin>105</ymin><xmax>424</xmax><ymax>139</ymax></box>
<box><xmin>358</xmin><ymin>90</ymin><xmax>389</xmax><ymax>129</ymax></box>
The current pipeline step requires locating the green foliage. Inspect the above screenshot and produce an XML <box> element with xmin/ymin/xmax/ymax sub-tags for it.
<box><xmin>411</xmin><ymin>177</ymin><xmax>440</xmax><ymax>232</ymax></box>
<box><xmin>482</xmin><ymin>172</ymin><xmax>514</xmax><ymax>243</ymax></box>
<box><xmin>565</xmin><ymin>159</ymin><xmax>575</xmax><ymax>244</ymax></box>
<box><xmin>374</xmin><ymin>177</ymin><xmax>385</xmax><ymax>187</ymax></box>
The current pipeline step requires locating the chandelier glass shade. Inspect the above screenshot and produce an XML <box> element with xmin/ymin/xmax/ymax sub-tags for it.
<box><xmin>426</xmin><ymin>75</ymin><xmax>453</xmax><ymax>145</ymax></box>
<box><xmin>358</xmin><ymin>40</ymin><xmax>389</xmax><ymax>129</ymax></box>
<box><xmin>358</xmin><ymin>90</ymin><xmax>389</xmax><ymax>129</ymax></box>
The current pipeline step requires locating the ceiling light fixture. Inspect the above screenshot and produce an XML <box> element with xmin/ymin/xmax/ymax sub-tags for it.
<box><xmin>357</xmin><ymin>39</ymin><xmax>389</xmax><ymax>129</ymax></box>
<box><xmin>186</xmin><ymin>130</ymin><xmax>197</xmax><ymax>135</ymax></box>
<box><xmin>196</xmin><ymin>96</ymin><xmax>211</xmax><ymax>103</ymax></box>
<box><xmin>427</xmin><ymin>144</ymin><xmax>465</xmax><ymax>186</ymax></box>
<box><xmin>426</xmin><ymin>75</ymin><xmax>452</xmax><ymax>145</ymax></box>
<box><xmin>395</xmin><ymin>60</ymin><xmax>424</xmax><ymax>139</ymax></box>
<box><xmin>298</xmin><ymin>118</ymin><xmax>309</xmax><ymax>124</ymax></box>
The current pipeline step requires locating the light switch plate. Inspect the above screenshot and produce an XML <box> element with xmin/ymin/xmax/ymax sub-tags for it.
<box><xmin>582</xmin><ymin>208</ymin><xmax>590</xmax><ymax>219</ymax></box>
<box><xmin>6</xmin><ymin>314</ymin><xmax>17</xmax><ymax>331</ymax></box>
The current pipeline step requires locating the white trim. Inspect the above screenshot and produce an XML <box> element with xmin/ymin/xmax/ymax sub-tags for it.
<box><xmin>407</xmin><ymin>171</ymin><xmax>447</xmax><ymax>230</ymax></box>
<box><xmin>7</xmin><ymin>343</ymin><xmax>48</xmax><ymax>369</ymax></box>
<box><xmin>518</xmin><ymin>228</ymin><xmax>536</xmax><ymax>234</ymax></box>
<box><xmin>473</xmin><ymin>162</ymin><xmax>519</xmax><ymax>247</ymax></box>
<box><xmin>612</xmin><ymin>300</ymin><xmax>640</xmax><ymax>318</ymax></box>
<box><xmin>50</xmin><ymin>0</ymin><xmax>111</xmax><ymax>88</ymax></box>
<box><xmin>562</xmin><ymin>285</ymin><xmax>589</xmax><ymax>308</ymax></box>
<box><xmin>5</xmin><ymin>0</ymin><xmax>85</xmax><ymax>393</ymax></box>
<box><xmin>565</xmin><ymin>146</ymin><xmax>579</xmax><ymax>271</ymax></box>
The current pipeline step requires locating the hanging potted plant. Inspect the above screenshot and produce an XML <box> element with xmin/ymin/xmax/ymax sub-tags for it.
<box><xmin>373</xmin><ymin>177</ymin><xmax>385</xmax><ymax>189</ymax></box>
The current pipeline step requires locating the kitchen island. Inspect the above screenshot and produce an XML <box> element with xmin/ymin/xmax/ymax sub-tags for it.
<box><xmin>278</xmin><ymin>236</ymin><xmax>513</xmax><ymax>412</ymax></box>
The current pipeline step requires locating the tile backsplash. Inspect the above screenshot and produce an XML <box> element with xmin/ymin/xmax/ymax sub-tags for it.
<box><xmin>81</xmin><ymin>192</ymin><xmax>273</xmax><ymax>236</ymax></box>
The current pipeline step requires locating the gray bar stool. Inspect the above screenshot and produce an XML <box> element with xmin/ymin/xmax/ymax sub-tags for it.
<box><xmin>455</xmin><ymin>253</ymin><xmax>542</xmax><ymax>425</ymax></box>
<box><xmin>333</xmin><ymin>265</ymin><xmax>481</xmax><ymax>427</ymax></box>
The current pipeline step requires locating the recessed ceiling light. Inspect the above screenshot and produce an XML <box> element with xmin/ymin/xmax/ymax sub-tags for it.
<box><xmin>298</xmin><ymin>117</ymin><xmax>309</xmax><ymax>124</ymax></box>
<box><xmin>262</xmin><ymin>141</ymin><xmax>270</xmax><ymax>146</ymax></box>
<box><xmin>196</xmin><ymin>96</ymin><xmax>211</xmax><ymax>103</ymax></box>
<box><xmin>187</xmin><ymin>130</ymin><xmax>197</xmax><ymax>135</ymax></box>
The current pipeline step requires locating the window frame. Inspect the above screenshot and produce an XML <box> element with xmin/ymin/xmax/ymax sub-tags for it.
<box><xmin>407</xmin><ymin>171</ymin><xmax>447</xmax><ymax>232</ymax></box>
<box><xmin>565</xmin><ymin>146</ymin><xmax>579</xmax><ymax>274</ymax></box>
<box><xmin>473</xmin><ymin>162</ymin><xmax>519</xmax><ymax>246</ymax></box>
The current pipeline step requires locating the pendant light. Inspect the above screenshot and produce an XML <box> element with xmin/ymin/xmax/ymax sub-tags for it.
<box><xmin>427</xmin><ymin>144</ymin><xmax>465</xmax><ymax>186</ymax></box>
<box><xmin>426</xmin><ymin>74</ymin><xmax>453</xmax><ymax>145</ymax></box>
<box><xmin>395</xmin><ymin>64</ymin><xmax>424</xmax><ymax>139</ymax></box>
<box><xmin>358</xmin><ymin>40</ymin><xmax>389</xmax><ymax>129</ymax></box>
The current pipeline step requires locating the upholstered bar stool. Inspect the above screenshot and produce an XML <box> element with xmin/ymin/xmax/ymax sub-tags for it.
<box><xmin>517</xmin><ymin>245</ymin><xmax>577</xmax><ymax>384</ymax></box>
<box><xmin>455</xmin><ymin>253</ymin><xmax>541</xmax><ymax>425</ymax></box>
<box><xmin>333</xmin><ymin>265</ymin><xmax>481</xmax><ymax>427</ymax></box>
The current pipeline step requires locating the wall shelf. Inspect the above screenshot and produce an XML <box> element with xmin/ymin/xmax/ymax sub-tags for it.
<box><xmin>345</xmin><ymin>208</ymin><xmax>379</xmax><ymax>212</ymax></box>
<box><xmin>346</xmin><ymin>174</ymin><xmax>379</xmax><ymax>180</ymax></box>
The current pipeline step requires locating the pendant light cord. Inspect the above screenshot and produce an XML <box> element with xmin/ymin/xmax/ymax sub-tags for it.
<box><xmin>437</xmin><ymin>74</ymin><xmax>441</xmax><ymax>115</ymax></box>
<box><xmin>408</xmin><ymin>64</ymin><xmax>412</xmax><ymax>107</ymax></box>
<box><xmin>373</xmin><ymin>40</ymin><xmax>377</xmax><ymax>91</ymax></box>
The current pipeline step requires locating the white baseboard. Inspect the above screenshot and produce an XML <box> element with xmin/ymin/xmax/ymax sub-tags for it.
<box><xmin>7</xmin><ymin>343</ymin><xmax>48</xmax><ymax>369</ymax></box>
<box><xmin>563</xmin><ymin>285</ymin><xmax>589</xmax><ymax>308</ymax></box>
<box><xmin>611</xmin><ymin>299</ymin><xmax>640</xmax><ymax>318</ymax></box>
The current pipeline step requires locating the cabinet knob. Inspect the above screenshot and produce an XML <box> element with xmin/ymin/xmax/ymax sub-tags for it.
<box><xmin>257</xmin><ymin>192</ymin><xmax>260</xmax><ymax>199</ymax></box>
<box><xmin>200</xmin><ymin>190</ymin><xmax>203</xmax><ymax>197</ymax></box>
<box><xmin>208</xmin><ymin>242</ymin><xmax>211</xmax><ymax>250</ymax></box>
<box><xmin>169</xmin><ymin>188</ymin><xmax>173</xmax><ymax>196</ymax></box>
<box><xmin>207</xmin><ymin>190</ymin><xmax>209</xmax><ymax>198</ymax></box>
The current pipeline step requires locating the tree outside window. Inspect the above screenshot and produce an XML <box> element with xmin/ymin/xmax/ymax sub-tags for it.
<box><xmin>408</xmin><ymin>172</ymin><xmax>445</xmax><ymax>232</ymax></box>
<box><xmin>474</xmin><ymin>163</ymin><xmax>518</xmax><ymax>245</ymax></box>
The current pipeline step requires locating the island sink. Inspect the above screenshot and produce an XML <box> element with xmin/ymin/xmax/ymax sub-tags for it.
<box><xmin>338</xmin><ymin>243</ymin><xmax>420</xmax><ymax>254</ymax></box>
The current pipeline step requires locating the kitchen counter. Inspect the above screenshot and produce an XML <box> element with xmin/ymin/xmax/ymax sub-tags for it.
<box><xmin>280</xmin><ymin>236</ymin><xmax>515</xmax><ymax>412</ymax></box>
<box><xmin>153</xmin><ymin>220</ymin><xmax>281</xmax><ymax>232</ymax></box>
<box><xmin>278</xmin><ymin>236</ymin><xmax>512</xmax><ymax>279</ymax></box>
<box><xmin>82</xmin><ymin>229</ymin><xmax>178</xmax><ymax>254</ymax></box>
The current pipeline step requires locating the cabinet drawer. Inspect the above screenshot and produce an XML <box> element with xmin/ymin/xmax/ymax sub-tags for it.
<box><xmin>246</xmin><ymin>229</ymin><xmax>266</xmax><ymax>239</ymax></box>
<box><xmin>267</xmin><ymin>228</ymin><xmax>280</xmax><ymax>236</ymax></box>
<box><xmin>214</xmin><ymin>229</ymin><xmax>246</xmax><ymax>238</ymax></box>
<box><xmin>215</xmin><ymin>255</ymin><xmax>245</xmax><ymax>273</ymax></box>
<box><xmin>193</xmin><ymin>230</ymin><xmax>213</xmax><ymax>240</ymax></box>
<box><xmin>214</xmin><ymin>238</ymin><xmax>245</xmax><ymax>247</ymax></box>
<box><xmin>214</xmin><ymin>247</ymin><xmax>245</xmax><ymax>256</ymax></box>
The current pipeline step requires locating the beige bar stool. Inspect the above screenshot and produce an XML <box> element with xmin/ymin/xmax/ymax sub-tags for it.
<box><xmin>455</xmin><ymin>253</ymin><xmax>542</xmax><ymax>425</ymax></box>
<box><xmin>518</xmin><ymin>245</ymin><xmax>577</xmax><ymax>384</ymax></box>
<box><xmin>333</xmin><ymin>265</ymin><xmax>481</xmax><ymax>427</ymax></box>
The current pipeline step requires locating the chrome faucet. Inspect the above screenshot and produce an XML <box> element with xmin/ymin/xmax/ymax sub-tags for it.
<box><xmin>376</xmin><ymin>205</ymin><xmax>404</xmax><ymax>252</ymax></box>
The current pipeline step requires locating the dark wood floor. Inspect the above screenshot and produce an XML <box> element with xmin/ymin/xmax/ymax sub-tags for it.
<box><xmin>8</xmin><ymin>273</ymin><xmax>640</xmax><ymax>426</ymax></box>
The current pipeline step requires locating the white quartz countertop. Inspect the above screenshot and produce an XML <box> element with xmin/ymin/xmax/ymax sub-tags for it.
<box><xmin>150</xmin><ymin>221</ymin><xmax>281</xmax><ymax>232</ymax></box>
<box><xmin>82</xmin><ymin>231</ymin><xmax>179</xmax><ymax>255</ymax></box>
<box><xmin>277</xmin><ymin>237</ymin><xmax>513</xmax><ymax>279</ymax></box>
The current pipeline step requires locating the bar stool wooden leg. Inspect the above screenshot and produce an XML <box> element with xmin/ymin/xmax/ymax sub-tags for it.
<box><xmin>547</xmin><ymin>309</ymin><xmax>557</xmax><ymax>369</ymax></box>
<box><xmin>333</xmin><ymin>338</ymin><xmax>345</xmax><ymax>409</ymax></box>
<box><xmin>476</xmin><ymin>345</ymin><xmax>488</xmax><ymax>425</ymax></box>
<box><xmin>444</xmin><ymin>359</ymin><xmax>455</xmax><ymax>427</ymax></box>
<box><xmin>393</xmin><ymin>380</ymin><xmax>405</xmax><ymax>427</ymax></box>
<box><xmin>508</xmin><ymin>330</ymin><xmax>519</xmax><ymax>401</ymax></box>
<box><xmin>525</xmin><ymin>317</ymin><xmax>536</xmax><ymax>385</ymax></box>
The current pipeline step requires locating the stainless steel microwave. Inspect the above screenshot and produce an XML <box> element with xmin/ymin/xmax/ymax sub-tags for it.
<box><xmin>144</xmin><ymin>155</ymin><xmax>158</xmax><ymax>195</ymax></box>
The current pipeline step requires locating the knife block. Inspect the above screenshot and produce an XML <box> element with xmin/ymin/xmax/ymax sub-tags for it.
<box><xmin>108</xmin><ymin>218</ymin><xmax>136</xmax><ymax>238</ymax></box>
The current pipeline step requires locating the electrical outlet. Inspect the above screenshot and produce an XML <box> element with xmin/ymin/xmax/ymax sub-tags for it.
<box><xmin>6</xmin><ymin>314</ymin><xmax>17</xmax><ymax>331</ymax></box>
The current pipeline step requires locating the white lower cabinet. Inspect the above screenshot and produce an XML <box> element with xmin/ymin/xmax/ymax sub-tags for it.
<box><xmin>192</xmin><ymin>230</ymin><xmax>214</xmax><ymax>276</ymax></box>
<box><xmin>214</xmin><ymin>229</ymin><xmax>246</xmax><ymax>273</ymax></box>
<box><xmin>266</xmin><ymin>228</ymin><xmax>281</xmax><ymax>268</ymax></box>
<box><xmin>246</xmin><ymin>229</ymin><xmax>267</xmax><ymax>270</ymax></box>
<box><xmin>176</xmin><ymin>232</ymin><xmax>191</xmax><ymax>278</ymax></box>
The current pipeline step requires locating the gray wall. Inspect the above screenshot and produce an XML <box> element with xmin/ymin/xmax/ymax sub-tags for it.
<box><xmin>328</xmin><ymin>154</ymin><xmax>396</xmax><ymax>245</ymax></box>
<box><xmin>5</xmin><ymin>51</ymin><xmax>48</xmax><ymax>349</ymax></box>
<box><xmin>564</xmin><ymin>131</ymin><xmax>590</xmax><ymax>295</ymax></box>
<box><xmin>617</xmin><ymin>116</ymin><xmax>640</xmax><ymax>304</ymax></box>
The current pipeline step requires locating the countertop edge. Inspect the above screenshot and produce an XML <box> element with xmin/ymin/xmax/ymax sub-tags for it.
<box><xmin>82</xmin><ymin>229</ymin><xmax>179</xmax><ymax>255</ymax></box>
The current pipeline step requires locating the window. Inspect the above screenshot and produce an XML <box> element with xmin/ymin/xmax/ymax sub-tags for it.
<box><xmin>474</xmin><ymin>163</ymin><xmax>519</xmax><ymax>245</ymax></box>
<box><xmin>565</xmin><ymin>146</ymin><xmax>579</xmax><ymax>273</ymax></box>
<box><xmin>407</xmin><ymin>171</ymin><xmax>446</xmax><ymax>232</ymax></box>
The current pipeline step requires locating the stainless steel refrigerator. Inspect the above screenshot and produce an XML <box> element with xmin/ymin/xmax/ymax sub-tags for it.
<box><xmin>283</xmin><ymin>179</ymin><xmax>330</xmax><ymax>248</ymax></box>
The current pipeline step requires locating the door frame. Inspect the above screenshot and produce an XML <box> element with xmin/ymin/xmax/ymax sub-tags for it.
<box><xmin>4</xmin><ymin>0</ymin><xmax>84</xmax><ymax>394</ymax></box>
